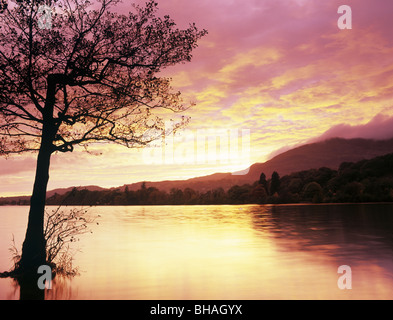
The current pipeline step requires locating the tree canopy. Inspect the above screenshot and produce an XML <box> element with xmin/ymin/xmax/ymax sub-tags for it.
<box><xmin>0</xmin><ymin>0</ymin><xmax>207</xmax><ymax>280</ymax></box>
<box><xmin>0</xmin><ymin>0</ymin><xmax>207</xmax><ymax>155</ymax></box>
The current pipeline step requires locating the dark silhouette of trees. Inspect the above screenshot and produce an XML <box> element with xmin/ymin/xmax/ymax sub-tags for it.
<box><xmin>336</xmin><ymin>181</ymin><xmax>364</xmax><ymax>202</ymax></box>
<box><xmin>211</xmin><ymin>187</ymin><xmax>226</xmax><ymax>204</ymax></box>
<box><xmin>227</xmin><ymin>184</ymin><xmax>252</xmax><ymax>204</ymax></box>
<box><xmin>258</xmin><ymin>172</ymin><xmax>268</xmax><ymax>189</ymax></box>
<box><xmin>288</xmin><ymin>178</ymin><xmax>302</xmax><ymax>194</ymax></box>
<box><xmin>169</xmin><ymin>188</ymin><xmax>184</xmax><ymax>205</ymax></box>
<box><xmin>303</xmin><ymin>182</ymin><xmax>323</xmax><ymax>203</ymax></box>
<box><xmin>183</xmin><ymin>187</ymin><xmax>198</xmax><ymax>204</ymax></box>
<box><xmin>250</xmin><ymin>184</ymin><xmax>267</xmax><ymax>204</ymax></box>
<box><xmin>3</xmin><ymin>151</ymin><xmax>393</xmax><ymax>209</ymax></box>
<box><xmin>269</xmin><ymin>171</ymin><xmax>280</xmax><ymax>196</ymax></box>
<box><xmin>41</xmin><ymin>152</ymin><xmax>393</xmax><ymax>206</ymax></box>
<box><xmin>0</xmin><ymin>0</ymin><xmax>206</xmax><ymax>277</ymax></box>
<box><xmin>0</xmin><ymin>0</ymin><xmax>7</xmax><ymax>13</ymax></box>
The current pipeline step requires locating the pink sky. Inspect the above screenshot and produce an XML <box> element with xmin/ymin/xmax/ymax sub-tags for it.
<box><xmin>1</xmin><ymin>0</ymin><xmax>393</xmax><ymax>196</ymax></box>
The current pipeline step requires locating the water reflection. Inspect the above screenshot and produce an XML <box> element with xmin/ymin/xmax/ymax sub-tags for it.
<box><xmin>1</xmin><ymin>204</ymin><xmax>393</xmax><ymax>299</ymax></box>
<box><xmin>252</xmin><ymin>204</ymin><xmax>393</xmax><ymax>262</ymax></box>
<box><xmin>0</xmin><ymin>263</ymin><xmax>76</xmax><ymax>300</ymax></box>
<box><xmin>18</xmin><ymin>275</ymin><xmax>45</xmax><ymax>300</ymax></box>
<box><xmin>249</xmin><ymin>204</ymin><xmax>393</xmax><ymax>299</ymax></box>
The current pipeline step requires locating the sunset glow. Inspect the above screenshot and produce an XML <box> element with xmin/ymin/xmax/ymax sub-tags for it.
<box><xmin>1</xmin><ymin>0</ymin><xmax>393</xmax><ymax>196</ymax></box>
<box><xmin>3</xmin><ymin>0</ymin><xmax>393</xmax><ymax>303</ymax></box>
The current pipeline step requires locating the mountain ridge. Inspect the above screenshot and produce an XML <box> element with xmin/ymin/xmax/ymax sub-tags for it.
<box><xmin>2</xmin><ymin>137</ymin><xmax>393</xmax><ymax>202</ymax></box>
<box><xmin>114</xmin><ymin>137</ymin><xmax>393</xmax><ymax>193</ymax></box>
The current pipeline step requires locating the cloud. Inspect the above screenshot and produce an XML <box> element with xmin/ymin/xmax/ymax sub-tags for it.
<box><xmin>3</xmin><ymin>0</ymin><xmax>393</xmax><ymax>196</ymax></box>
<box><xmin>266</xmin><ymin>113</ymin><xmax>393</xmax><ymax>160</ymax></box>
<box><xmin>311</xmin><ymin>113</ymin><xmax>393</xmax><ymax>142</ymax></box>
<box><xmin>0</xmin><ymin>156</ymin><xmax>37</xmax><ymax>176</ymax></box>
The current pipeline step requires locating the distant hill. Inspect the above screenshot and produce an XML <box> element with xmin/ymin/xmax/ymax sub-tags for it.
<box><xmin>115</xmin><ymin>137</ymin><xmax>393</xmax><ymax>192</ymax></box>
<box><xmin>44</xmin><ymin>151</ymin><xmax>393</xmax><ymax>205</ymax></box>
<box><xmin>46</xmin><ymin>185</ymin><xmax>106</xmax><ymax>198</ymax></box>
<box><xmin>244</xmin><ymin>137</ymin><xmax>393</xmax><ymax>182</ymax></box>
<box><xmin>0</xmin><ymin>185</ymin><xmax>106</xmax><ymax>205</ymax></box>
<box><xmin>0</xmin><ymin>195</ymin><xmax>30</xmax><ymax>205</ymax></box>
<box><xmin>2</xmin><ymin>137</ymin><xmax>393</xmax><ymax>204</ymax></box>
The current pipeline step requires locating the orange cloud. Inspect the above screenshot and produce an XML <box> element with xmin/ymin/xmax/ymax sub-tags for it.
<box><xmin>3</xmin><ymin>0</ymin><xmax>393</xmax><ymax>195</ymax></box>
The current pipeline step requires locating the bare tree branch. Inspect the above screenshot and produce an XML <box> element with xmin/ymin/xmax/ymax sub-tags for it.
<box><xmin>0</xmin><ymin>0</ymin><xmax>206</xmax><ymax>156</ymax></box>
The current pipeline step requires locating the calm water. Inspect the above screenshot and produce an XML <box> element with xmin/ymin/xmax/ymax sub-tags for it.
<box><xmin>1</xmin><ymin>204</ymin><xmax>393</xmax><ymax>300</ymax></box>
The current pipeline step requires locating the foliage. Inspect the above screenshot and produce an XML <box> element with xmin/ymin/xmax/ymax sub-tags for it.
<box><xmin>44</xmin><ymin>206</ymin><xmax>96</xmax><ymax>275</ymax></box>
<box><xmin>269</xmin><ymin>171</ymin><xmax>280</xmax><ymax>196</ymax></box>
<box><xmin>2</xmin><ymin>152</ymin><xmax>393</xmax><ymax>207</ymax></box>
<box><xmin>303</xmin><ymin>182</ymin><xmax>323</xmax><ymax>203</ymax></box>
<box><xmin>0</xmin><ymin>0</ymin><xmax>206</xmax><ymax>274</ymax></box>
<box><xmin>8</xmin><ymin>206</ymin><xmax>97</xmax><ymax>277</ymax></box>
<box><xmin>0</xmin><ymin>0</ymin><xmax>207</xmax><ymax>155</ymax></box>
<box><xmin>43</xmin><ymin>152</ymin><xmax>393</xmax><ymax>205</ymax></box>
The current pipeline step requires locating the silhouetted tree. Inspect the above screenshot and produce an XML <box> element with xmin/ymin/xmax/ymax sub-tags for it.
<box><xmin>38</xmin><ymin>152</ymin><xmax>393</xmax><ymax>207</ymax></box>
<box><xmin>0</xmin><ymin>0</ymin><xmax>206</xmax><ymax>276</ymax></box>
<box><xmin>212</xmin><ymin>187</ymin><xmax>226</xmax><ymax>204</ymax></box>
<box><xmin>183</xmin><ymin>187</ymin><xmax>198</xmax><ymax>204</ymax></box>
<box><xmin>303</xmin><ymin>182</ymin><xmax>323</xmax><ymax>203</ymax></box>
<box><xmin>170</xmin><ymin>188</ymin><xmax>184</xmax><ymax>205</ymax></box>
<box><xmin>258</xmin><ymin>172</ymin><xmax>268</xmax><ymax>191</ymax></box>
<box><xmin>287</xmin><ymin>178</ymin><xmax>303</xmax><ymax>194</ymax></box>
<box><xmin>270</xmin><ymin>171</ymin><xmax>280</xmax><ymax>196</ymax></box>
<box><xmin>250</xmin><ymin>184</ymin><xmax>267</xmax><ymax>204</ymax></box>
<box><xmin>0</xmin><ymin>0</ymin><xmax>7</xmax><ymax>13</ymax></box>
<box><xmin>227</xmin><ymin>184</ymin><xmax>251</xmax><ymax>204</ymax></box>
<box><xmin>137</xmin><ymin>182</ymin><xmax>149</xmax><ymax>203</ymax></box>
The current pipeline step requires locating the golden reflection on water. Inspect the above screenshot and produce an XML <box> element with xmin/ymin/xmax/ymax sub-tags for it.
<box><xmin>1</xmin><ymin>204</ymin><xmax>393</xmax><ymax>299</ymax></box>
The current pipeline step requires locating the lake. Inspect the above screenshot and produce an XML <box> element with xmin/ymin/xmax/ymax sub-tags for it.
<box><xmin>1</xmin><ymin>204</ymin><xmax>393</xmax><ymax>300</ymax></box>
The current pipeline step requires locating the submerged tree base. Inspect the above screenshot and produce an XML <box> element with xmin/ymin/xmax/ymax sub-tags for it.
<box><xmin>0</xmin><ymin>270</ymin><xmax>13</xmax><ymax>278</ymax></box>
<box><xmin>0</xmin><ymin>260</ymin><xmax>56</xmax><ymax>280</ymax></box>
<box><xmin>0</xmin><ymin>260</ymin><xmax>76</xmax><ymax>300</ymax></box>
<box><xmin>0</xmin><ymin>266</ymin><xmax>53</xmax><ymax>300</ymax></box>
<box><xmin>1</xmin><ymin>206</ymin><xmax>94</xmax><ymax>286</ymax></box>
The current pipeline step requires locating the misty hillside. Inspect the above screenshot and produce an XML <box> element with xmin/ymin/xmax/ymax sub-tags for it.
<box><xmin>244</xmin><ymin>137</ymin><xmax>393</xmax><ymax>182</ymax></box>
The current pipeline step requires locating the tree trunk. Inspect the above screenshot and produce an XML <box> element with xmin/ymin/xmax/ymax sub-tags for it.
<box><xmin>16</xmin><ymin>140</ymin><xmax>51</xmax><ymax>300</ymax></box>
<box><xmin>17</xmin><ymin>138</ymin><xmax>52</xmax><ymax>274</ymax></box>
<box><xmin>17</xmin><ymin>77</ymin><xmax>57</xmax><ymax>276</ymax></box>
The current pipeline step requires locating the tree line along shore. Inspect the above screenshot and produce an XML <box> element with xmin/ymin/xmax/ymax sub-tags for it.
<box><xmin>2</xmin><ymin>152</ymin><xmax>393</xmax><ymax>206</ymax></box>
